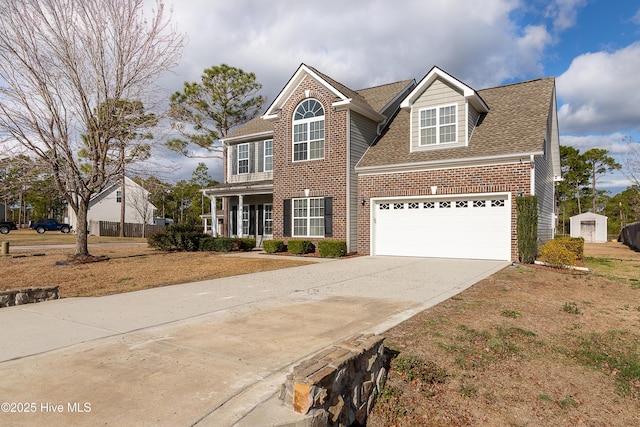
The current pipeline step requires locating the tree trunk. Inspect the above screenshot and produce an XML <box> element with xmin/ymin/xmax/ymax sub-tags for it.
<box><xmin>73</xmin><ymin>197</ymin><xmax>91</xmax><ymax>258</ymax></box>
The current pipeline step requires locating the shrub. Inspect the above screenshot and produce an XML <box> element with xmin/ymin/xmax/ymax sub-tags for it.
<box><xmin>148</xmin><ymin>224</ymin><xmax>207</xmax><ymax>252</ymax></box>
<box><xmin>263</xmin><ymin>240</ymin><xmax>286</xmax><ymax>253</ymax></box>
<box><xmin>318</xmin><ymin>239</ymin><xmax>347</xmax><ymax>258</ymax></box>
<box><xmin>556</xmin><ymin>236</ymin><xmax>584</xmax><ymax>260</ymax></box>
<box><xmin>287</xmin><ymin>239</ymin><xmax>315</xmax><ymax>255</ymax></box>
<box><xmin>538</xmin><ymin>239</ymin><xmax>578</xmax><ymax>267</ymax></box>
<box><xmin>147</xmin><ymin>232</ymin><xmax>176</xmax><ymax>251</ymax></box>
<box><xmin>212</xmin><ymin>237</ymin><xmax>236</xmax><ymax>252</ymax></box>
<box><xmin>199</xmin><ymin>236</ymin><xmax>216</xmax><ymax>251</ymax></box>
<box><xmin>238</xmin><ymin>238</ymin><xmax>256</xmax><ymax>251</ymax></box>
<box><xmin>516</xmin><ymin>195</ymin><xmax>538</xmax><ymax>264</ymax></box>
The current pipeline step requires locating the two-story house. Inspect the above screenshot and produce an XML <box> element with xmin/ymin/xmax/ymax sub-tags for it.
<box><xmin>202</xmin><ymin>64</ymin><xmax>560</xmax><ymax>261</ymax></box>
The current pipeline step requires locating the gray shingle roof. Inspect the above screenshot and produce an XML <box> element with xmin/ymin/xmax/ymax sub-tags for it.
<box><xmin>224</xmin><ymin>115</ymin><xmax>273</xmax><ymax>140</ymax></box>
<box><xmin>224</xmin><ymin>73</ymin><xmax>414</xmax><ymax>141</ymax></box>
<box><xmin>357</xmin><ymin>77</ymin><xmax>556</xmax><ymax>168</ymax></box>
<box><xmin>357</xmin><ymin>80</ymin><xmax>415</xmax><ymax>113</ymax></box>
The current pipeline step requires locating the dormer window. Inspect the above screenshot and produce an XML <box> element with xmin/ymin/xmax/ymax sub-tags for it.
<box><xmin>293</xmin><ymin>99</ymin><xmax>324</xmax><ymax>161</ymax></box>
<box><xmin>419</xmin><ymin>104</ymin><xmax>457</xmax><ymax>146</ymax></box>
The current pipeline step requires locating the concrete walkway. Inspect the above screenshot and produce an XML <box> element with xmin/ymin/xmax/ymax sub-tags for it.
<box><xmin>0</xmin><ymin>255</ymin><xmax>508</xmax><ymax>426</ymax></box>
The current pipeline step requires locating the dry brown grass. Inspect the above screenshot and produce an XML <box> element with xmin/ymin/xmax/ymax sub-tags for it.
<box><xmin>1</xmin><ymin>243</ymin><xmax>312</xmax><ymax>297</ymax></box>
<box><xmin>368</xmin><ymin>242</ymin><xmax>640</xmax><ymax>426</ymax></box>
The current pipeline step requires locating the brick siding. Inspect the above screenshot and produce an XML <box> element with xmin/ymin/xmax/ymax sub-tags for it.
<box><xmin>272</xmin><ymin>76</ymin><xmax>350</xmax><ymax>245</ymax></box>
<box><xmin>357</xmin><ymin>163</ymin><xmax>532</xmax><ymax>260</ymax></box>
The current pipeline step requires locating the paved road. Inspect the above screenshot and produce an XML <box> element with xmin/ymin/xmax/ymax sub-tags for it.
<box><xmin>0</xmin><ymin>255</ymin><xmax>508</xmax><ymax>426</ymax></box>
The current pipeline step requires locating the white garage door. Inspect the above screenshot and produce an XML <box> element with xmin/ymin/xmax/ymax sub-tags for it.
<box><xmin>373</xmin><ymin>195</ymin><xmax>511</xmax><ymax>260</ymax></box>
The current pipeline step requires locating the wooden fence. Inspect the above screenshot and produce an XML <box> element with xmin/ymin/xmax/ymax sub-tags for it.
<box><xmin>94</xmin><ymin>221</ymin><xmax>165</xmax><ymax>238</ymax></box>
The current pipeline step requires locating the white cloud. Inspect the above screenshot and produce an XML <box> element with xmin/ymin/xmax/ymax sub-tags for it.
<box><xmin>560</xmin><ymin>133</ymin><xmax>632</xmax><ymax>155</ymax></box>
<box><xmin>557</xmin><ymin>42</ymin><xmax>640</xmax><ymax>134</ymax></box>
<box><xmin>159</xmin><ymin>0</ymin><xmax>557</xmax><ymax>97</ymax></box>
<box><xmin>632</xmin><ymin>8</ymin><xmax>640</xmax><ymax>25</ymax></box>
<box><xmin>544</xmin><ymin>0</ymin><xmax>587</xmax><ymax>32</ymax></box>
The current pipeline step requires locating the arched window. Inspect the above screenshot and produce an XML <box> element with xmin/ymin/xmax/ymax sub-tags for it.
<box><xmin>293</xmin><ymin>99</ymin><xmax>324</xmax><ymax>161</ymax></box>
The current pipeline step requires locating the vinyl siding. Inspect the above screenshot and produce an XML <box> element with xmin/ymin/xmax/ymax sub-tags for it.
<box><xmin>535</xmin><ymin>96</ymin><xmax>558</xmax><ymax>244</ymax></box>
<box><xmin>411</xmin><ymin>78</ymin><xmax>465</xmax><ymax>152</ymax></box>
<box><xmin>467</xmin><ymin>105</ymin><xmax>481</xmax><ymax>141</ymax></box>
<box><xmin>228</xmin><ymin>140</ymin><xmax>274</xmax><ymax>184</ymax></box>
<box><xmin>349</xmin><ymin>112</ymin><xmax>378</xmax><ymax>252</ymax></box>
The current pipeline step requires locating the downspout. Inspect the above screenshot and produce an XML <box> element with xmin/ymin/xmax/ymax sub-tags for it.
<box><xmin>530</xmin><ymin>154</ymin><xmax>536</xmax><ymax>196</ymax></box>
<box><xmin>345</xmin><ymin>110</ymin><xmax>351</xmax><ymax>252</ymax></box>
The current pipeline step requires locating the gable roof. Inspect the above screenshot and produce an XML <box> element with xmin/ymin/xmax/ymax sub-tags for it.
<box><xmin>262</xmin><ymin>63</ymin><xmax>384</xmax><ymax>122</ymax></box>
<box><xmin>401</xmin><ymin>66</ymin><xmax>489</xmax><ymax>113</ymax></box>
<box><xmin>356</xmin><ymin>77</ymin><xmax>557</xmax><ymax>171</ymax></box>
<box><xmin>224</xmin><ymin>74</ymin><xmax>414</xmax><ymax>143</ymax></box>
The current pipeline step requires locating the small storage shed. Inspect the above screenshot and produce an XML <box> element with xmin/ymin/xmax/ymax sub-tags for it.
<box><xmin>570</xmin><ymin>212</ymin><xmax>608</xmax><ymax>243</ymax></box>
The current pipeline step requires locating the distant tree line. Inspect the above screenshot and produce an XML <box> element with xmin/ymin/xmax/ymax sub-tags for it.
<box><xmin>557</xmin><ymin>145</ymin><xmax>639</xmax><ymax>237</ymax></box>
<box><xmin>0</xmin><ymin>157</ymin><xmax>218</xmax><ymax>228</ymax></box>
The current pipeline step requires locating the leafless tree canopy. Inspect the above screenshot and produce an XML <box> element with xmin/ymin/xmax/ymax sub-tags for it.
<box><xmin>0</xmin><ymin>0</ymin><xmax>184</xmax><ymax>256</ymax></box>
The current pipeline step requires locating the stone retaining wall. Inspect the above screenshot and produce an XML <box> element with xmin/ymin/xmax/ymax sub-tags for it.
<box><xmin>0</xmin><ymin>287</ymin><xmax>60</xmax><ymax>308</ymax></box>
<box><xmin>279</xmin><ymin>333</ymin><xmax>387</xmax><ymax>426</ymax></box>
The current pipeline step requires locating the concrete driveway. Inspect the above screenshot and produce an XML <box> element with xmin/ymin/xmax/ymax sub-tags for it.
<box><xmin>0</xmin><ymin>255</ymin><xmax>507</xmax><ymax>426</ymax></box>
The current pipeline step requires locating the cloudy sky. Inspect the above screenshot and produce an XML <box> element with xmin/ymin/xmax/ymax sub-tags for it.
<box><xmin>153</xmin><ymin>0</ymin><xmax>640</xmax><ymax>193</ymax></box>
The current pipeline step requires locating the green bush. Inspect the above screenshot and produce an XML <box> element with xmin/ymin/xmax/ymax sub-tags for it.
<box><xmin>287</xmin><ymin>239</ymin><xmax>315</xmax><ymax>255</ymax></box>
<box><xmin>199</xmin><ymin>236</ymin><xmax>216</xmax><ymax>251</ymax></box>
<box><xmin>263</xmin><ymin>240</ymin><xmax>286</xmax><ymax>253</ymax></box>
<box><xmin>318</xmin><ymin>239</ymin><xmax>347</xmax><ymax>258</ymax></box>
<box><xmin>538</xmin><ymin>239</ymin><xmax>578</xmax><ymax>267</ymax></box>
<box><xmin>147</xmin><ymin>229</ymin><xmax>206</xmax><ymax>252</ymax></box>
<box><xmin>238</xmin><ymin>238</ymin><xmax>256</xmax><ymax>251</ymax></box>
<box><xmin>147</xmin><ymin>232</ymin><xmax>176</xmax><ymax>251</ymax></box>
<box><xmin>516</xmin><ymin>195</ymin><xmax>538</xmax><ymax>264</ymax></box>
<box><xmin>212</xmin><ymin>237</ymin><xmax>236</xmax><ymax>252</ymax></box>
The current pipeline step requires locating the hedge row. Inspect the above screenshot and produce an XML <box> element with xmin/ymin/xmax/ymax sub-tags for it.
<box><xmin>262</xmin><ymin>239</ymin><xmax>348</xmax><ymax>258</ymax></box>
<box><xmin>148</xmin><ymin>226</ymin><xmax>256</xmax><ymax>252</ymax></box>
<box><xmin>148</xmin><ymin>228</ymin><xmax>348</xmax><ymax>258</ymax></box>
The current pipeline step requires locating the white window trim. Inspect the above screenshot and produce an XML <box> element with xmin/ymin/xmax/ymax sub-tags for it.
<box><xmin>264</xmin><ymin>139</ymin><xmax>273</xmax><ymax>172</ymax></box>
<box><xmin>292</xmin><ymin>99</ymin><xmax>325</xmax><ymax>162</ymax></box>
<box><xmin>263</xmin><ymin>203</ymin><xmax>273</xmax><ymax>235</ymax></box>
<box><xmin>238</xmin><ymin>143</ymin><xmax>249</xmax><ymax>174</ymax></box>
<box><xmin>292</xmin><ymin>197</ymin><xmax>324</xmax><ymax>237</ymax></box>
<box><xmin>242</xmin><ymin>205</ymin><xmax>249</xmax><ymax>235</ymax></box>
<box><xmin>418</xmin><ymin>103</ymin><xmax>458</xmax><ymax>146</ymax></box>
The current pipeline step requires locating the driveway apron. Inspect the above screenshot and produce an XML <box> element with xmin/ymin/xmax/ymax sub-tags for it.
<box><xmin>0</xmin><ymin>255</ymin><xmax>507</xmax><ymax>426</ymax></box>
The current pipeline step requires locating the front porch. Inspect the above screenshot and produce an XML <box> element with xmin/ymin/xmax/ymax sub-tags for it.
<box><xmin>201</xmin><ymin>181</ymin><xmax>273</xmax><ymax>247</ymax></box>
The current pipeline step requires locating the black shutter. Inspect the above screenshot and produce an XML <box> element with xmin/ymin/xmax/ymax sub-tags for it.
<box><xmin>249</xmin><ymin>205</ymin><xmax>256</xmax><ymax>235</ymax></box>
<box><xmin>283</xmin><ymin>199</ymin><xmax>291</xmax><ymax>237</ymax></box>
<box><xmin>257</xmin><ymin>141</ymin><xmax>264</xmax><ymax>172</ymax></box>
<box><xmin>324</xmin><ymin>197</ymin><xmax>333</xmax><ymax>237</ymax></box>
<box><xmin>231</xmin><ymin>205</ymin><xmax>238</xmax><ymax>235</ymax></box>
<box><xmin>258</xmin><ymin>204</ymin><xmax>264</xmax><ymax>235</ymax></box>
<box><xmin>231</xmin><ymin>146</ymin><xmax>238</xmax><ymax>174</ymax></box>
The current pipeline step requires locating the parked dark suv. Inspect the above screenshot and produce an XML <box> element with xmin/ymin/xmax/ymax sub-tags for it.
<box><xmin>0</xmin><ymin>221</ymin><xmax>18</xmax><ymax>234</ymax></box>
<box><xmin>29</xmin><ymin>219</ymin><xmax>72</xmax><ymax>234</ymax></box>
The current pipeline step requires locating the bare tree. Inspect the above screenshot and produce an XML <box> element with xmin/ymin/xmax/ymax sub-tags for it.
<box><xmin>622</xmin><ymin>136</ymin><xmax>640</xmax><ymax>188</ymax></box>
<box><xmin>0</xmin><ymin>0</ymin><xmax>183</xmax><ymax>258</ymax></box>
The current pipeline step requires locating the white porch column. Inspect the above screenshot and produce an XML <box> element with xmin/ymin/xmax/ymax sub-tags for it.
<box><xmin>237</xmin><ymin>194</ymin><xmax>244</xmax><ymax>238</ymax></box>
<box><xmin>210</xmin><ymin>195</ymin><xmax>217</xmax><ymax>237</ymax></box>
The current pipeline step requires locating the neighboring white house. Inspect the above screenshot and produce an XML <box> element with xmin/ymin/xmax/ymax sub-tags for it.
<box><xmin>67</xmin><ymin>176</ymin><xmax>156</xmax><ymax>232</ymax></box>
<box><xmin>570</xmin><ymin>212</ymin><xmax>608</xmax><ymax>243</ymax></box>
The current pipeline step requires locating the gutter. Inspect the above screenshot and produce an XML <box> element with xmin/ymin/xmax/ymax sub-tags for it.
<box><xmin>355</xmin><ymin>151</ymin><xmax>544</xmax><ymax>175</ymax></box>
